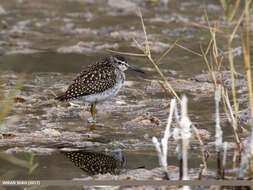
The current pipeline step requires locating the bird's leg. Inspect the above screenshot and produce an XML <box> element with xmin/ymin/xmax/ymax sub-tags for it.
<box><xmin>91</xmin><ymin>103</ymin><xmax>96</xmax><ymax>121</ymax></box>
<box><xmin>88</xmin><ymin>103</ymin><xmax>96</xmax><ymax>123</ymax></box>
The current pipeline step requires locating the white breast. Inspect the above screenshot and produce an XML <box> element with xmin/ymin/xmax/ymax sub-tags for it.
<box><xmin>82</xmin><ymin>72</ymin><xmax>125</xmax><ymax>103</ymax></box>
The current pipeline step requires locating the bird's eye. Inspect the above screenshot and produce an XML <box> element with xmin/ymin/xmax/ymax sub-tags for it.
<box><xmin>114</xmin><ymin>55</ymin><xmax>127</xmax><ymax>64</ymax></box>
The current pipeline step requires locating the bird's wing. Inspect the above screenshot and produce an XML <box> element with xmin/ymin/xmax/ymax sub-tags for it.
<box><xmin>56</xmin><ymin>63</ymin><xmax>117</xmax><ymax>101</ymax></box>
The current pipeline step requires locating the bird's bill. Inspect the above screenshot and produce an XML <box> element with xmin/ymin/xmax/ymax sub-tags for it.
<box><xmin>128</xmin><ymin>64</ymin><xmax>145</xmax><ymax>74</ymax></box>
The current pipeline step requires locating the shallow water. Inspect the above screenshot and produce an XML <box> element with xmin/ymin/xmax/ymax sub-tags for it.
<box><xmin>0</xmin><ymin>0</ymin><xmax>251</xmax><ymax>182</ymax></box>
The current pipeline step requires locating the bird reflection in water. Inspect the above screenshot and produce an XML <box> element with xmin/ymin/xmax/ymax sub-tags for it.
<box><xmin>61</xmin><ymin>148</ymin><xmax>126</xmax><ymax>175</ymax></box>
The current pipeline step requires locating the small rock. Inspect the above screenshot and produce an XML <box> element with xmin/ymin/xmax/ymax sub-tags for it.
<box><xmin>42</xmin><ymin>128</ymin><xmax>61</xmax><ymax>137</ymax></box>
<box><xmin>140</xmin><ymin>119</ymin><xmax>151</xmax><ymax>126</ymax></box>
<box><xmin>14</xmin><ymin>96</ymin><xmax>26</xmax><ymax>103</ymax></box>
<box><xmin>115</xmin><ymin>100</ymin><xmax>126</xmax><ymax>105</ymax></box>
<box><xmin>124</xmin><ymin>112</ymin><xmax>162</xmax><ymax>129</ymax></box>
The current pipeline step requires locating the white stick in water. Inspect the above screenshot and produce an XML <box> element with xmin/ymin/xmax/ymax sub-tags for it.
<box><xmin>152</xmin><ymin>99</ymin><xmax>176</xmax><ymax>179</ymax></box>
<box><xmin>215</xmin><ymin>85</ymin><xmax>223</xmax><ymax>152</ymax></box>
<box><xmin>180</xmin><ymin>96</ymin><xmax>192</xmax><ymax>182</ymax></box>
<box><xmin>173</xmin><ymin>95</ymin><xmax>192</xmax><ymax>189</ymax></box>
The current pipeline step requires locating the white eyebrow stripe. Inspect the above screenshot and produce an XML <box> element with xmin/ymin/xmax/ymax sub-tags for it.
<box><xmin>117</xmin><ymin>60</ymin><xmax>126</xmax><ymax>64</ymax></box>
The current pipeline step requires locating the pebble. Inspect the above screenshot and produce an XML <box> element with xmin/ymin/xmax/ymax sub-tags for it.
<box><xmin>42</xmin><ymin>128</ymin><xmax>61</xmax><ymax>137</ymax></box>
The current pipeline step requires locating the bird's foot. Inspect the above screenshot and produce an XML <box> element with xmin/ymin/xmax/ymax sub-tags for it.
<box><xmin>87</xmin><ymin>117</ymin><xmax>104</xmax><ymax>126</ymax></box>
<box><xmin>88</xmin><ymin>117</ymin><xmax>96</xmax><ymax>123</ymax></box>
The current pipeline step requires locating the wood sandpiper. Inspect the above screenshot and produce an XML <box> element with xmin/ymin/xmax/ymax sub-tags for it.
<box><xmin>55</xmin><ymin>55</ymin><xmax>144</xmax><ymax>123</ymax></box>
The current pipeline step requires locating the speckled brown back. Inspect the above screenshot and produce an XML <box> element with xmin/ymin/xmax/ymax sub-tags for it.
<box><xmin>56</xmin><ymin>56</ymin><xmax>119</xmax><ymax>101</ymax></box>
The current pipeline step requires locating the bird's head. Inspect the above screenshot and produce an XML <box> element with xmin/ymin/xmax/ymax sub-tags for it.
<box><xmin>111</xmin><ymin>55</ymin><xmax>144</xmax><ymax>74</ymax></box>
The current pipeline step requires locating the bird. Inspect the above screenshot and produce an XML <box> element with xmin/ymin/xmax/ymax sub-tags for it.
<box><xmin>61</xmin><ymin>149</ymin><xmax>126</xmax><ymax>175</ymax></box>
<box><xmin>55</xmin><ymin>55</ymin><xmax>144</xmax><ymax>123</ymax></box>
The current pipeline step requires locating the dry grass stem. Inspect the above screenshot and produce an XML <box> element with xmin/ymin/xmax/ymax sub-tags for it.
<box><xmin>205</xmin><ymin>38</ymin><xmax>213</xmax><ymax>56</ymax></box>
<box><xmin>220</xmin><ymin>0</ymin><xmax>226</xmax><ymax>11</ymax></box>
<box><xmin>226</xmin><ymin>0</ymin><xmax>241</xmax><ymax>23</ymax></box>
<box><xmin>179</xmin><ymin>18</ymin><xmax>227</xmax><ymax>34</ymax></box>
<box><xmin>175</xmin><ymin>42</ymin><xmax>202</xmax><ymax>57</ymax></box>
<box><xmin>227</xmin><ymin>11</ymin><xmax>245</xmax><ymax>121</ymax></box>
<box><xmin>200</xmin><ymin>44</ymin><xmax>217</xmax><ymax>90</ymax></box>
<box><xmin>137</xmin><ymin>7</ymin><xmax>150</xmax><ymax>57</ymax></box>
<box><xmin>191</xmin><ymin>125</ymin><xmax>208</xmax><ymax>175</ymax></box>
<box><xmin>156</xmin><ymin>39</ymin><xmax>178</xmax><ymax>65</ymax></box>
<box><xmin>223</xmin><ymin>91</ymin><xmax>241</xmax><ymax>150</ymax></box>
<box><xmin>241</xmin><ymin>0</ymin><xmax>253</xmax><ymax>118</ymax></box>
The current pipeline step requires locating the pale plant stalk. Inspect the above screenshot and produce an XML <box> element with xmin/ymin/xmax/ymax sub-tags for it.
<box><xmin>228</xmin><ymin>43</ymin><xmax>238</xmax><ymax>118</ymax></box>
<box><xmin>215</xmin><ymin>85</ymin><xmax>223</xmax><ymax>178</ymax></box>
<box><xmin>201</xmin><ymin>11</ymin><xmax>219</xmax><ymax>90</ymax></box>
<box><xmin>180</xmin><ymin>96</ymin><xmax>191</xmax><ymax>180</ymax></box>
<box><xmin>241</xmin><ymin>0</ymin><xmax>253</xmax><ymax>117</ymax></box>
<box><xmin>223</xmin><ymin>90</ymin><xmax>241</xmax><ymax>150</ymax></box>
<box><xmin>162</xmin><ymin>99</ymin><xmax>176</xmax><ymax>146</ymax></box>
<box><xmin>173</xmin><ymin>102</ymin><xmax>183</xmax><ymax>179</ymax></box>
<box><xmin>152</xmin><ymin>99</ymin><xmax>176</xmax><ymax>179</ymax></box>
<box><xmin>223</xmin><ymin>89</ymin><xmax>242</xmax><ymax>178</ymax></box>
<box><xmin>191</xmin><ymin>125</ymin><xmax>208</xmax><ymax>175</ymax></box>
<box><xmin>210</xmin><ymin>26</ymin><xmax>219</xmax><ymax>86</ymax></box>
<box><xmin>200</xmin><ymin>44</ymin><xmax>217</xmax><ymax>89</ymax></box>
<box><xmin>242</xmin><ymin>36</ymin><xmax>253</xmax><ymax>119</ymax></box>
<box><xmin>225</xmin><ymin>0</ymin><xmax>241</xmax><ymax>23</ymax></box>
<box><xmin>220</xmin><ymin>0</ymin><xmax>226</xmax><ymax>10</ymax></box>
<box><xmin>215</xmin><ymin>85</ymin><xmax>223</xmax><ymax>152</ymax></box>
<box><xmin>227</xmin><ymin>5</ymin><xmax>246</xmax><ymax>124</ymax></box>
<box><xmin>180</xmin><ymin>96</ymin><xmax>191</xmax><ymax>190</ymax></box>
<box><xmin>241</xmin><ymin>0</ymin><xmax>253</xmax><ymax>177</ymax></box>
<box><xmin>161</xmin><ymin>99</ymin><xmax>176</xmax><ymax>175</ymax></box>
